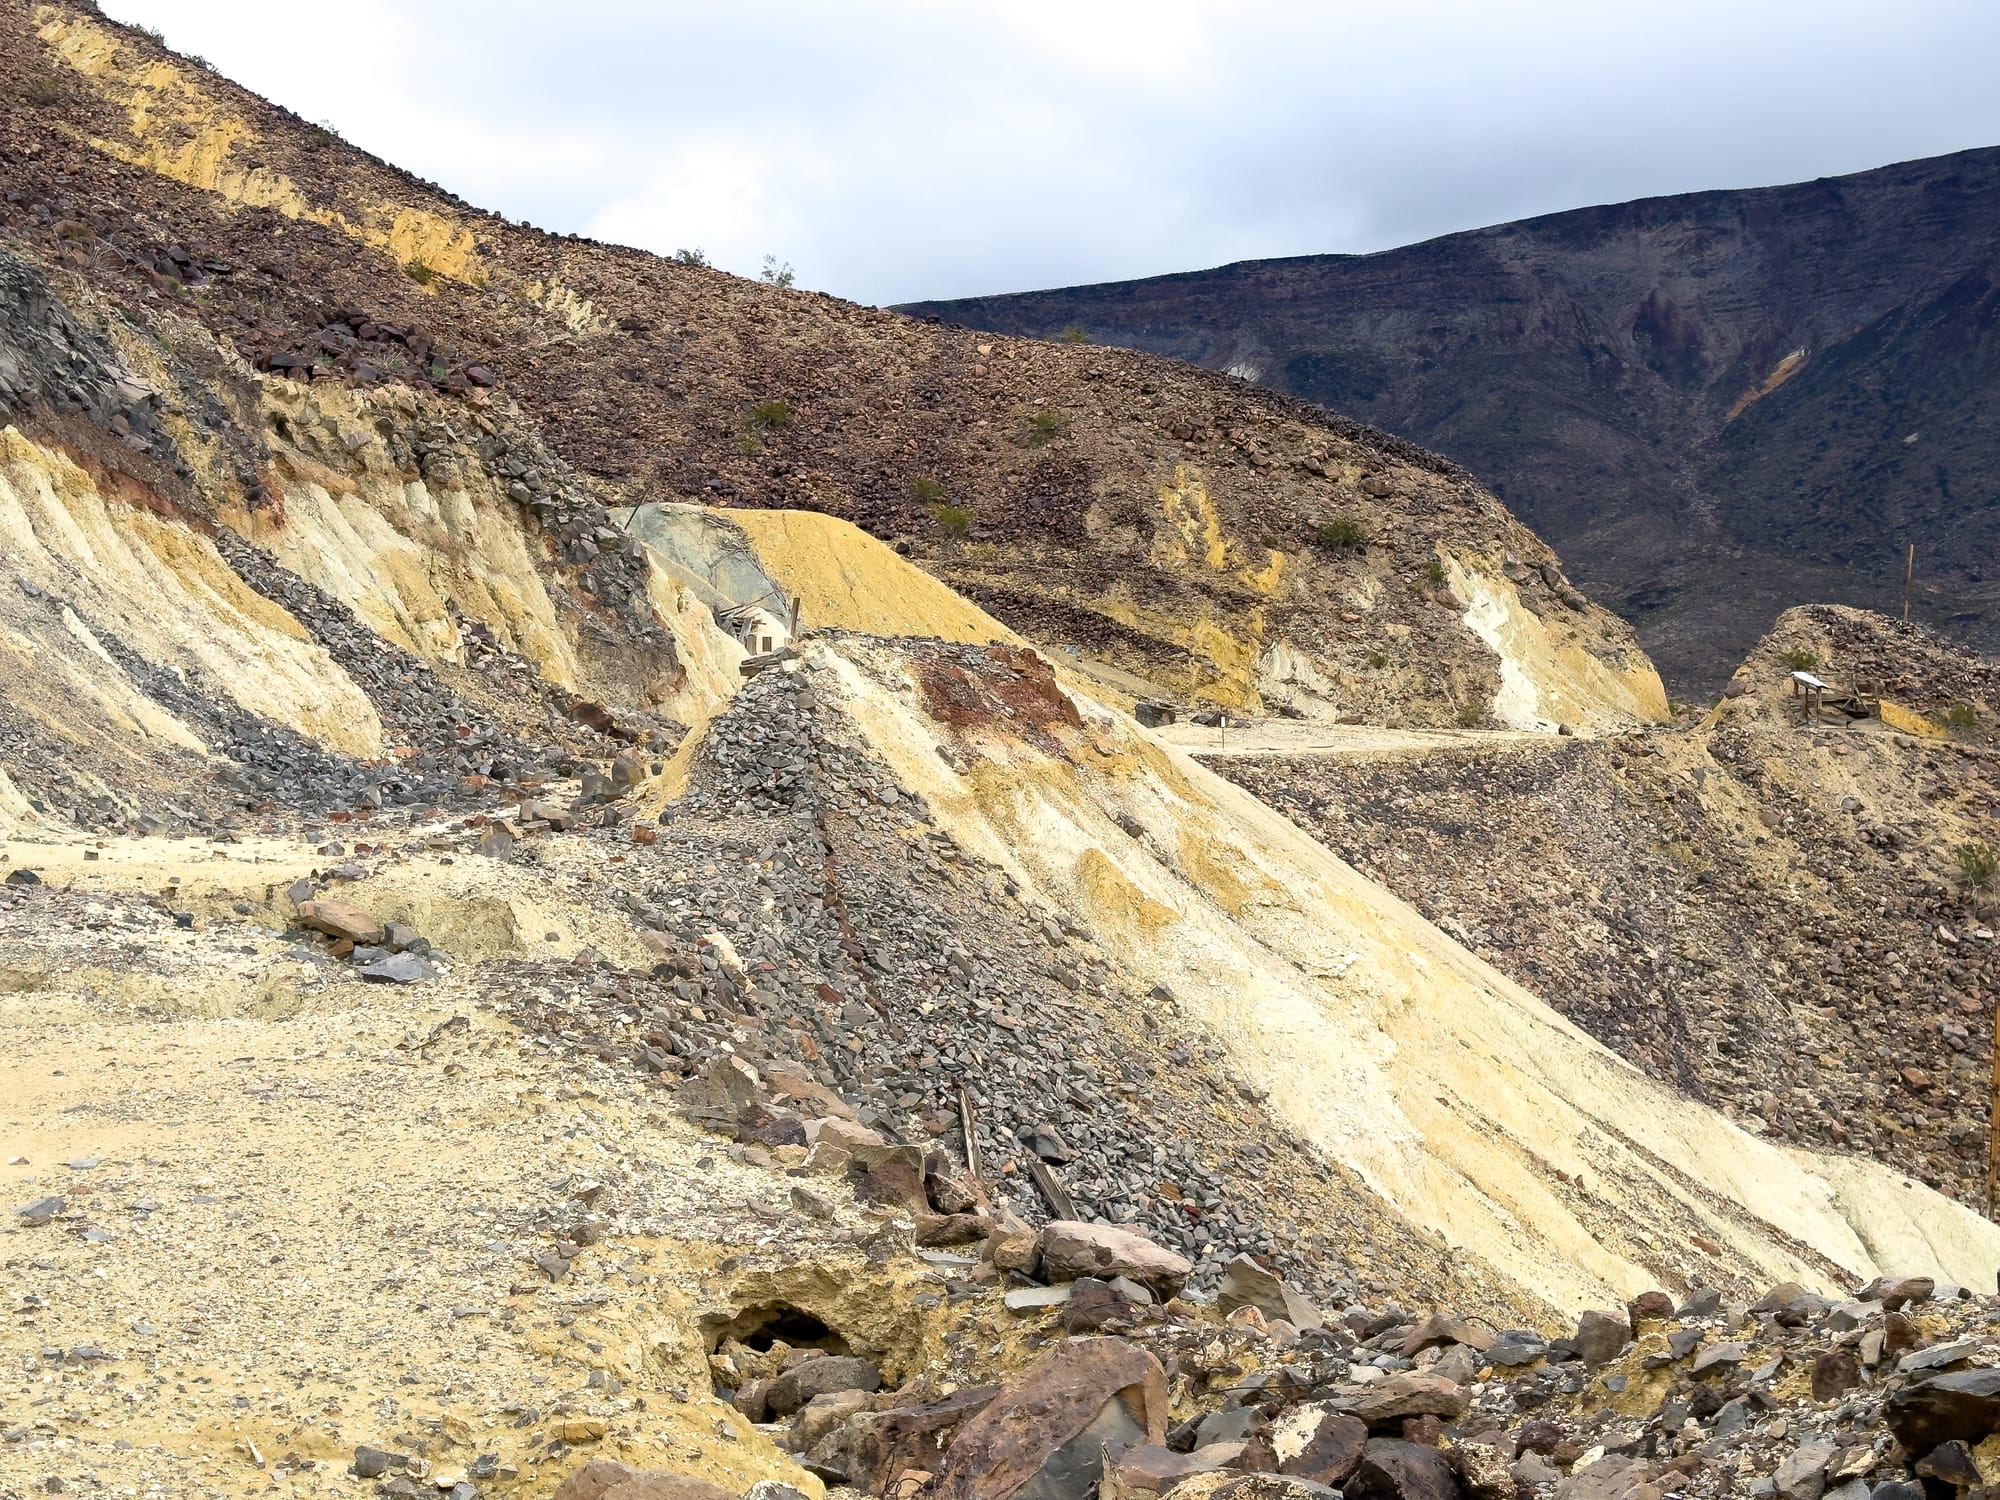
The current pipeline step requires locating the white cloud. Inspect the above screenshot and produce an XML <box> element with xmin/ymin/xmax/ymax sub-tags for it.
<box><xmin>96</xmin><ymin>0</ymin><xmax>2000</xmax><ymax>304</ymax></box>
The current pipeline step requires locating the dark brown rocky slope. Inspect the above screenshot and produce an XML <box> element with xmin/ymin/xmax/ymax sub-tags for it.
<box><xmin>0</xmin><ymin>0</ymin><xmax>1658</xmax><ymax>731</ymax></box>
<box><xmin>901</xmin><ymin>149</ymin><xmax>2000</xmax><ymax>695</ymax></box>
<box><xmin>1218</xmin><ymin>606</ymin><xmax>2000</xmax><ymax>1207</ymax></box>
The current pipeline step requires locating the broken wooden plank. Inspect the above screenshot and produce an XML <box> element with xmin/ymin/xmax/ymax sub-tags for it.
<box><xmin>957</xmin><ymin>1082</ymin><xmax>983</xmax><ymax>1184</ymax></box>
<box><xmin>1026</xmin><ymin>1156</ymin><xmax>1077</xmax><ymax>1221</ymax></box>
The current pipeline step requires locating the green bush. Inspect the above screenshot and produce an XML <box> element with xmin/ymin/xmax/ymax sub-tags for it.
<box><xmin>20</xmin><ymin>72</ymin><xmax>62</xmax><ymax>106</ymax></box>
<box><xmin>404</xmin><ymin>260</ymin><xmax>437</xmax><ymax>287</ymax></box>
<box><xmin>1779</xmin><ymin>647</ymin><xmax>1818</xmax><ymax>671</ymax></box>
<box><xmin>133</xmin><ymin>23</ymin><xmax>164</xmax><ymax>44</ymax></box>
<box><xmin>1313</xmin><ymin>517</ymin><xmax>1369</xmax><ymax>551</ymax></box>
<box><xmin>1956</xmin><ymin>841</ymin><xmax>1999</xmax><ymax>891</ymax></box>
<box><xmin>1059</xmin><ymin>326</ymin><xmax>1090</xmax><ymax>345</ymax></box>
<box><xmin>745</xmin><ymin>399</ymin><xmax>793</xmax><ymax>432</ymax></box>
<box><xmin>1367</xmin><ymin>651</ymin><xmax>1388</xmax><ymax>669</ymax></box>
<box><xmin>1455</xmin><ymin>702</ymin><xmax>1483</xmax><ymax>728</ymax></box>
<box><xmin>1945</xmin><ymin>702</ymin><xmax>1981</xmax><ymax>730</ymax></box>
<box><xmin>1424</xmin><ymin>558</ymin><xmax>1447</xmax><ymax>585</ymax></box>
<box><xmin>759</xmin><ymin>255</ymin><xmax>795</xmax><ymax>288</ymax></box>
<box><xmin>932</xmin><ymin>502</ymin><xmax>973</xmax><ymax>539</ymax></box>
<box><xmin>909</xmin><ymin>475</ymin><xmax>946</xmax><ymax>503</ymax></box>
<box><xmin>1024</xmin><ymin>410</ymin><xmax>1069</xmax><ymax>447</ymax></box>
<box><xmin>671</xmin><ymin>248</ymin><xmax>710</xmax><ymax>268</ymax></box>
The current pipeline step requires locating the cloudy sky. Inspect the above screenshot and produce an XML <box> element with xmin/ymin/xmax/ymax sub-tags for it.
<box><xmin>102</xmin><ymin>1</ymin><xmax>2000</xmax><ymax>306</ymax></box>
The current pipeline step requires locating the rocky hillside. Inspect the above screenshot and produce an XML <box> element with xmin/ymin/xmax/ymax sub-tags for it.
<box><xmin>902</xmin><ymin>148</ymin><xmax>2000</xmax><ymax>693</ymax></box>
<box><xmin>8</xmin><ymin>9</ymin><xmax>2000</xmax><ymax>1500</ymax></box>
<box><xmin>0</xmin><ymin>0</ymin><xmax>1664</xmax><ymax>733</ymax></box>
<box><xmin>1219</xmin><ymin>606</ymin><xmax>2000</xmax><ymax>1206</ymax></box>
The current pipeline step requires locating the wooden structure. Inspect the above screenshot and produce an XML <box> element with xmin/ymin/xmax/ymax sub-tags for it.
<box><xmin>1790</xmin><ymin>669</ymin><xmax>1880</xmax><ymax>722</ymax></box>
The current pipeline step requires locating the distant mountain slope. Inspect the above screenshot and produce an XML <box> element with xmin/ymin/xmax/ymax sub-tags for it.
<box><xmin>900</xmin><ymin>148</ymin><xmax>2000</xmax><ymax>692</ymax></box>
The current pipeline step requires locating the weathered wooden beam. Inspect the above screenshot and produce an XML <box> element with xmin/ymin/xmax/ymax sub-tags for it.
<box><xmin>1027</xmin><ymin>1156</ymin><xmax>1077</xmax><ymax>1221</ymax></box>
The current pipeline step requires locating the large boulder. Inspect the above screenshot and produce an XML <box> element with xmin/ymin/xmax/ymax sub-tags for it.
<box><xmin>1218</xmin><ymin>1255</ymin><xmax>1323</xmax><ymax>1331</ymax></box>
<box><xmin>934</xmin><ymin>1336</ymin><xmax>1168</xmax><ymax>1500</ymax></box>
<box><xmin>845</xmin><ymin>1387</ymin><xmax>1001</xmax><ymax>1494</ymax></box>
<box><xmin>1346</xmin><ymin>1439</ymin><xmax>1463</xmax><ymax>1500</ymax></box>
<box><xmin>767</xmin><ymin>1354</ymin><xmax>883</xmax><ymax>1417</ymax></box>
<box><xmin>295</xmin><ymin>896</ymin><xmax>384</xmax><ymax>945</ymax></box>
<box><xmin>1328</xmin><ymin>1373</ymin><xmax>1468</xmax><ymax>1431</ymax></box>
<box><xmin>1036</xmin><ymin>1222</ymin><xmax>1192</xmax><ymax>1299</ymax></box>
<box><xmin>1885</xmin><ymin>1369</ymin><xmax>2000</xmax><ymax>1457</ymax></box>
<box><xmin>1101</xmin><ymin>1443</ymin><xmax>1240</xmax><ymax>1500</ymax></box>
<box><xmin>1571</xmin><ymin>1308</ymin><xmax>1632</xmax><ymax>1366</ymax></box>
<box><xmin>1240</xmin><ymin>1403</ymin><xmax>1368</xmax><ymax>1486</ymax></box>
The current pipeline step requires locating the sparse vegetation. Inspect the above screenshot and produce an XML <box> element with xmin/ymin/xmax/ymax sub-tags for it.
<box><xmin>1059</xmin><ymin>326</ymin><xmax>1090</xmax><ymax>345</ymax></box>
<box><xmin>671</xmin><ymin>248</ymin><xmax>710</xmax><ymax>268</ymax></box>
<box><xmin>1779</xmin><ymin>647</ymin><xmax>1818</xmax><ymax>671</ymax></box>
<box><xmin>132</xmin><ymin>23</ymin><xmax>164</xmax><ymax>44</ymax></box>
<box><xmin>1368</xmin><ymin>651</ymin><xmax>1389</xmax><ymax>669</ymax></box>
<box><xmin>1955</xmin><ymin>841</ymin><xmax>1999</xmax><ymax>891</ymax></box>
<box><xmin>1424</xmin><ymin>559</ymin><xmax>1447</xmax><ymax>585</ymax></box>
<box><xmin>1024</xmin><ymin>410</ymin><xmax>1069</xmax><ymax>447</ymax></box>
<box><xmin>20</xmin><ymin>72</ymin><xmax>62</xmax><ymax>106</ymax></box>
<box><xmin>745</xmin><ymin>399</ymin><xmax>794</xmax><ymax>432</ymax></box>
<box><xmin>759</xmin><ymin>256</ymin><xmax>795</xmax><ymax>289</ymax></box>
<box><xmin>1456</xmin><ymin>702</ymin><xmax>1484</xmax><ymax>728</ymax></box>
<box><xmin>931</xmin><ymin>502</ymin><xmax>974</xmax><ymax>539</ymax></box>
<box><xmin>403</xmin><ymin>260</ymin><xmax>437</xmax><ymax>287</ymax></box>
<box><xmin>1945</xmin><ymin>702</ymin><xmax>1981</xmax><ymax>730</ymax></box>
<box><xmin>909</xmin><ymin>475</ymin><xmax>946</xmax><ymax>503</ymax></box>
<box><xmin>1313</xmin><ymin>517</ymin><xmax>1369</xmax><ymax>551</ymax></box>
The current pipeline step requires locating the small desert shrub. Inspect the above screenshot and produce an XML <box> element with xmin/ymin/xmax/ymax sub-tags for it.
<box><xmin>1779</xmin><ymin>647</ymin><xmax>1818</xmax><ymax>671</ymax></box>
<box><xmin>909</xmin><ymin>475</ymin><xmax>946</xmax><ymax>503</ymax></box>
<box><xmin>1024</xmin><ymin>410</ymin><xmax>1069</xmax><ymax>446</ymax></box>
<box><xmin>1059</xmin><ymin>326</ymin><xmax>1090</xmax><ymax>344</ymax></box>
<box><xmin>404</xmin><ymin>259</ymin><xmax>437</xmax><ymax>287</ymax></box>
<box><xmin>20</xmin><ymin>72</ymin><xmax>61</xmax><ymax>106</ymax></box>
<box><xmin>1945</xmin><ymin>702</ymin><xmax>1980</xmax><ymax>730</ymax></box>
<box><xmin>1367</xmin><ymin>651</ymin><xmax>1388</xmax><ymax>669</ymax></box>
<box><xmin>133</xmin><ymin>23</ymin><xmax>165</xmax><ymax>44</ymax></box>
<box><xmin>745</xmin><ymin>399</ymin><xmax>793</xmax><ymax>432</ymax></box>
<box><xmin>759</xmin><ymin>255</ymin><xmax>795</xmax><ymax>288</ymax></box>
<box><xmin>1956</xmin><ymin>841</ymin><xmax>1999</xmax><ymax>891</ymax></box>
<box><xmin>1424</xmin><ymin>558</ymin><xmax>1447</xmax><ymax>585</ymax></box>
<box><xmin>1455</xmin><ymin>702</ymin><xmax>1483</xmax><ymax>729</ymax></box>
<box><xmin>1313</xmin><ymin>517</ymin><xmax>1369</xmax><ymax>551</ymax></box>
<box><xmin>671</xmin><ymin>247</ymin><xmax>710</xmax><ymax>268</ymax></box>
<box><xmin>931</xmin><ymin>502</ymin><xmax>973</xmax><ymax>539</ymax></box>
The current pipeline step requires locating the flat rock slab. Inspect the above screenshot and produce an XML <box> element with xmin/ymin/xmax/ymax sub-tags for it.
<box><xmin>1036</xmin><ymin>1220</ymin><xmax>1192</xmax><ymax>1299</ymax></box>
<box><xmin>296</xmin><ymin>896</ymin><xmax>385</xmax><ymax>945</ymax></box>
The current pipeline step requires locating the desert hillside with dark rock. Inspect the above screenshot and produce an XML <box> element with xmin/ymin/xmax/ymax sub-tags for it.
<box><xmin>7</xmin><ymin>8</ymin><xmax>2000</xmax><ymax>1500</ymax></box>
<box><xmin>0</xmin><ymin>0</ymin><xmax>1664</xmax><ymax>733</ymax></box>
<box><xmin>902</xmin><ymin>148</ymin><xmax>2000</xmax><ymax>693</ymax></box>
<box><xmin>1219</xmin><ymin>606</ymin><xmax>2000</xmax><ymax>1205</ymax></box>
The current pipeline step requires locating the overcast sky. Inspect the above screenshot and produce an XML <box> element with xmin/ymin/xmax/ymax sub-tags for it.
<box><xmin>100</xmin><ymin>1</ymin><xmax>2000</xmax><ymax>306</ymax></box>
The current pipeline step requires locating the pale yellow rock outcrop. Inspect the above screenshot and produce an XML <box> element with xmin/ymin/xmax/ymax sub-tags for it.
<box><xmin>819</xmin><ymin>634</ymin><xmax>2000</xmax><ymax>1309</ymax></box>
<box><xmin>1450</xmin><ymin>556</ymin><xmax>1669</xmax><ymax>729</ymax></box>
<box><xmin>0</xmin><ymin>427</ymin><xmax>382</xmax><ymax>758</ymax></box>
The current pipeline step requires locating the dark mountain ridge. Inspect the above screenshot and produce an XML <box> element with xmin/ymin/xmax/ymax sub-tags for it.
<box><xmin>901</xmin><ymin>147</ymin><xmax>2000</xmax><ymax>692</ymax></box>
